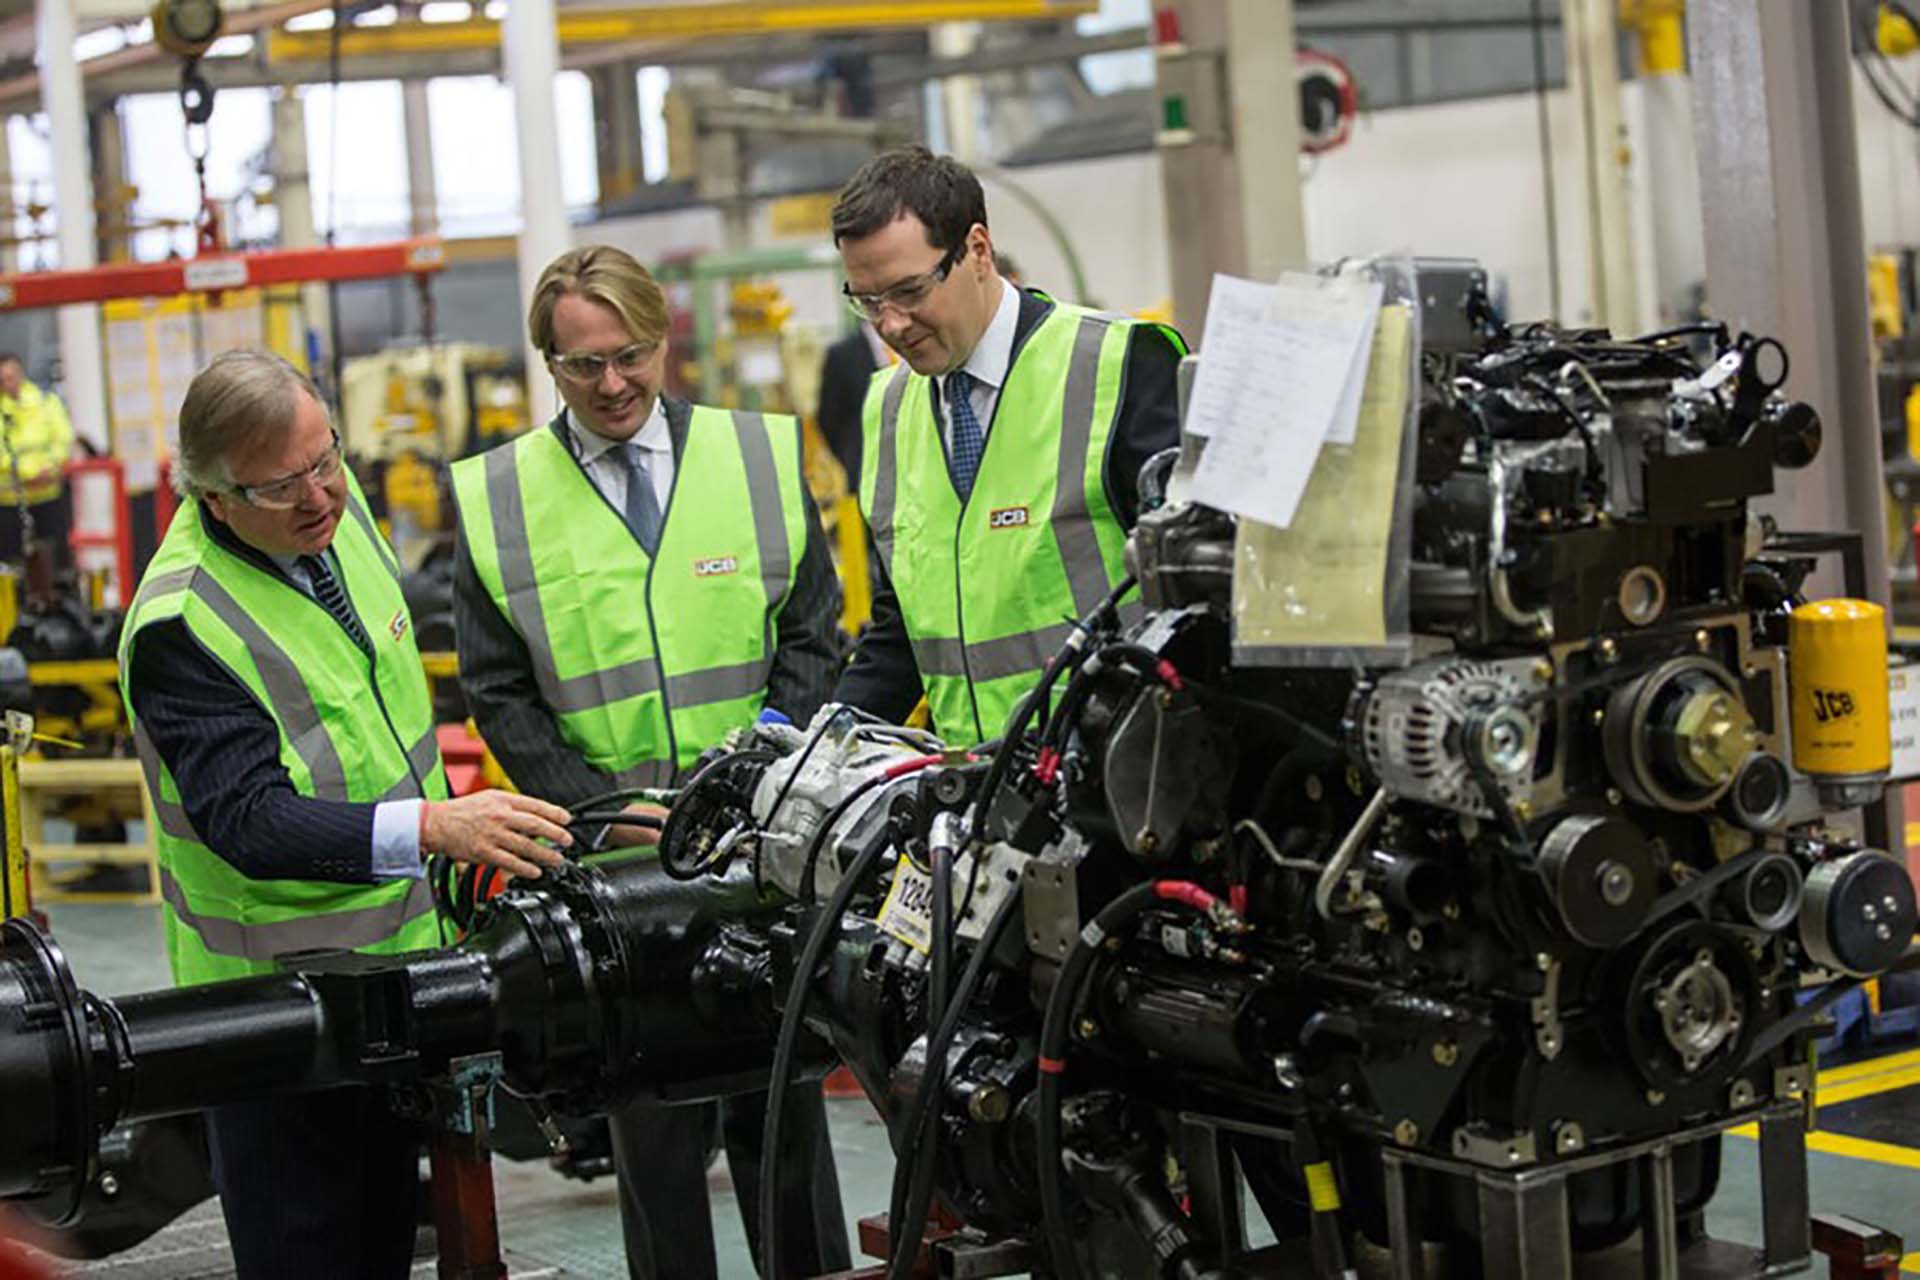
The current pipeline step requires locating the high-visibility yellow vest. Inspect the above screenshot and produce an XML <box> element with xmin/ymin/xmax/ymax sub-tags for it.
<box><xmin>120</xmin><ymin>474</ymin><xmax>448</xmax><ymax>986</ymax></box>
<box><xmin>0</xmin><ymin>381</ymin><xmax>73</xmax><ymax>505</ymax></box>
<box><xmin>858</xmin><ymin>299</ymin><xmax>1185</xmax><ymax>746</ymax></box>
<box><xmin>450</xmin><ymin>407</ymin><xmax>808</xmax><ymax>785</ymax></box>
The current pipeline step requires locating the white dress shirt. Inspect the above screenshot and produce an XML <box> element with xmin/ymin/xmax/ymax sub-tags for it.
<box><xmin>938</xmin><ymin>279</ymin><xmax>1019</xmax><ymax>451</ymax></box>
<box><xmin>565</xmin><ymin>398</ymin><xmax>674</xmax><ymax>512</ymax></box>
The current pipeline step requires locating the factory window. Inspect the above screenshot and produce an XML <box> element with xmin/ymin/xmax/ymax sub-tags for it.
<box><xmin>122</xmin><ymin>87</ymin><xmax>277</xmax><ymax>261</ymax></box>
<box><xmin>305</xmin><ymin>81</ymin><xmax>412</xmax><ymax>243</ymax></box>
<box><xmin>428</xmin><ymin>72</ymin><xmax>601</xmax><ymax>238</ymax></box>
<box><xmin>5</xmin><ymin>114</ymin><xmax>54</xmax><ymax>270</ymax></box>
<box><xmin>1077</xmin><ymin>0</ymin><xmax>1155</xmax><ymax>95</ymax></box>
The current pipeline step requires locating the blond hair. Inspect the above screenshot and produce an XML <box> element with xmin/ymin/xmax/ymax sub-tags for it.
<box><xmin>176</xmin><ymin>350</ymin><xmax>324</xmax><ymax>497</ymax></box>
<box><xmin>527</xmin><ymin>245</ymin><xmax>670</xmax><ymax>354</ymax></box>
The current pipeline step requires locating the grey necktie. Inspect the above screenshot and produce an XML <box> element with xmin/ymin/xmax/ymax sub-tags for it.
<box><xmin>623</xmin><ymin>442</ymin><xmax>663</xmax><ymax>555</ymax></box>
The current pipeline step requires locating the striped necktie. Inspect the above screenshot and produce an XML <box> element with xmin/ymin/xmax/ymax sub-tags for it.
<box><xmin>623</xmin><ymin>442</ymin><xmax>664</xmax><ymax>555</ymax></box>
<box><xmin>299</xmin><ymin>553</ymin><xmax>370</xmax><ymax>653</ymax></box>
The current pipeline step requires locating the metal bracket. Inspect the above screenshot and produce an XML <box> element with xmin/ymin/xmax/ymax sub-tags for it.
<box><xmin>1451</xmin><ymin>1123</ymin><xmax>1540</xmax><ymax>1169</ymax></box>
<box><xmin>1531</xmin><ymin>955</ymin><xmax>1564</xmax><ymax>1060</ymax></box>
<box><xmin>439</xmin><ymin>1051</ymin><xmax>503</xmax><ymax>1141</ymax></box>
<box><xmin>1023</xmin><ymin>858</ymin><xmax>1080</xmax><ymax>962</ymax></box>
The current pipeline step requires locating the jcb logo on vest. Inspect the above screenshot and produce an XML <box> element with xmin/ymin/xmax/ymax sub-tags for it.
<box><xmin>693</xmin><ymin>556</ymin><xmax>740</xmax><ymax>577</ymax></box>
<box><xmin>987</xmin><ymin>506</ymin><xmax>1030</xmax><ymax>529</ymax></box>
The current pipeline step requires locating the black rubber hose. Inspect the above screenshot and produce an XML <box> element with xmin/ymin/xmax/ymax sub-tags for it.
<box><xmin>758</xmin><ymin>824</ymin><xmax>893</xmax><ymax>1279</ymax></box>
<box><xmin>884</xmin><ymin>888</ymin><xmax>1025</xmax><ymax>1280</ymax></box>
<box><xmin>1035</xmin><ymin>880</ymin><xmax>1167</xmax><ymax>1280</ymax></box>
<box><xmin>973</xmin><ymin>574</ymin><xmax>1136</xmax><ymax>843</ymax></box>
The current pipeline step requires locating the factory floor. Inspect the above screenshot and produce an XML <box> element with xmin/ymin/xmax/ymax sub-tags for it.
<box><xmin>16</xmin><ymin>899</ymin><xmax>1920</xmax><ymax>1279</ymax></box>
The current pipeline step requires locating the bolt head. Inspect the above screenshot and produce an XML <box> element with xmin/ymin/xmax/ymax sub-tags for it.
<box><xmin>1077</xmin><ymin>1017</ymin><xmax>1100</xmax><ymax>1040</ymax></box>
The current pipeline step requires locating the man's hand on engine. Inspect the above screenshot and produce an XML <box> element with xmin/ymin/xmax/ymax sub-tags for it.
<box><xmin>603</xmin><ymin>801</ymin><xmax>669</xmax><ymax>849</ymax></box>
<box><xmin>422</xmin><ymin>791</ymin><xmax>573</xmax><ymax>879</ymax></box>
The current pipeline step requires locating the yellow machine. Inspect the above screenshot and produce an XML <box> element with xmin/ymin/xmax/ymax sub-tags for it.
<box><xmin>1788</xmin><ymin>599</ymin><xmax>1893</xmax><ymax>791</ymax></box>
<box><xmin>340</xmin><ymin>342</ymin><xmax>529</xmax><ymax>465</ymax></box>
<box><xmin>340</xmin><ymin>343</ymin><xmax>531</xmax><ymax>567</ymax></box>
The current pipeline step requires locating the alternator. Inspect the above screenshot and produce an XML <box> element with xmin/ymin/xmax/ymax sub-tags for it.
<box><xmin>1360</xmin><ymin>657</ymin><xmax>1548</xmax><ymax>817</ymax></box>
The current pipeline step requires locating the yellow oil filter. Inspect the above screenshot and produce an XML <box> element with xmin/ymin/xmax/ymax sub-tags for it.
<box><xmin>1788</xmin><ymin>598</ymin><xmax>1891</xmax><ymax>780</ymax></box>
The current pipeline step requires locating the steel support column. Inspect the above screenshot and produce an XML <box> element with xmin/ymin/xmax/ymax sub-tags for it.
<box><xmin>1562</xmin><ymin>0</ymin><xmax>1641</xmax><ymax>331</ymax></box>
<box><xmin>89</xmin><ymin>100</ymin><xmax>128</xmax><ymax>264</ymax></box>
<box><xmin>1689</xmin><ymin>0</ymin><xmax>1904</xmax><ymax>859</ymax></box>
<box><xmin>402</xmin><ymin>79</ymin><xmax>438</xmax><ymax>237</ymax></box>
<box><xmin>503</xmin><ymin>0</ymin><xmax>570</xmax><ymax>425</ymax></box>
<box><xmin>1153</xmin><ymin>0</ymin><xmax>1307</xmax><ymax>335</ymax></box>
<box><xmin>589</xmin><ymin>62</ymin><xmax>643</xmax><ymax>211</ymax></box>
<box><xmin>0</xmin><ymin>119</ymin><xmax>15</xmax><ymax>276</ymax></box>
<box><xmin>37</xmin><ymin>0</ymin><xmax>108</xmax><ymax>453</ymax></box>
<box><xmin>1690</xmin><ymin>2</ymin><xmax>1886</xmax><ymax>570</ymax></box>
<box><xmin>271</xmin><ymin>87</ymin><xmax>332</xmax><ymax>375</ymax></box>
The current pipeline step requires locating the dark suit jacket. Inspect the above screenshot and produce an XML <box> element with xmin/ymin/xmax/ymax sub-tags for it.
<box><xmin>815</xmin><ymin>326</ymin><xmax>878</xmax><ymax>484</ymax></box>
<box><xmin>453</xmin><ymin>397</ymin><xmax>842</xmax><ymax>807</ymax></box>
<box><xmin>128</xmin><ymin>506</ymin><xmax>388</xmax><ymax>884</ymax></box>
<box><xmin>832</xmin><ymin>288</ymin><xmax>1184</xmax><ymax>724</ymax></box>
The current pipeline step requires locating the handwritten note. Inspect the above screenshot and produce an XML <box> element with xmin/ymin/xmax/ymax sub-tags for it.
<box><xmin>1189</xmin><ymin>272</ymin><xmax>1385</xmax><ymax>528</ymax></box>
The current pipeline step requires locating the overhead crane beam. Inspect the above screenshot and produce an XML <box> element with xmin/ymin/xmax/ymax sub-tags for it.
<box><xmin>262</xmin><ymin>0</ymin><xmax>1097</xmax><ymax>60</ymax></box>
<box><xmin>0</xmin><ymin>0</ymin><xmax>335</xmax><ymax>112</ymax></box>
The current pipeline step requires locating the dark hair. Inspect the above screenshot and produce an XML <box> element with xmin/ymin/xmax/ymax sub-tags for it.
<box><xmin>831</xmin><ymin>146</ymin><xmax>987</xmax><ymax>253</ymax></box>
<box><xmin>0</xmin><ymin>354</ymin><xmax>22</xmax><ymax>369</ymax></box>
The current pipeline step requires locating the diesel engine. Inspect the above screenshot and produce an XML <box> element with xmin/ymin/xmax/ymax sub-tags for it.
<box><xmin>0</xmin><ymin>277</ymin><xmax>1910</xmax><ymax>1279</ymax></box>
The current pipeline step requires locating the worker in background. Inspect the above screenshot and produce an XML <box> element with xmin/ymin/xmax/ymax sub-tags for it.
<box><xmin>829</xmin><ymin>147</ymin><xmax>1186</xmax><ymax>742</ymax></box>
<box><xmin>816</xmin><ymin>252</ymin><xmax>1021</xmax><ymax>486</ymax></box>
<box><xmin>0</xmin><ymin>353</ymin><xmax>74</xmax><ymax>569</ymax></box>
<box><xmin>449</xmin><ymin>245</ymin><xmax>848</xmax><ymax>1280</ymax></box>
<box><xmin>119</xmin><ymin>349</ymin><xmax>574</xmax><ymax>1280</ymax></box>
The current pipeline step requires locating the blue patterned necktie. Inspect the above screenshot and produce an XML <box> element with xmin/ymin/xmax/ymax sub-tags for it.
<box><xmin>623</xmin><ymin>442</ymin><xmax>663</xmax><ymax>555</ymax></box>
<box><xmin>298</xmin><ymin>553</ymin><xmax>370</xmax><ymax>653</ymax></box>
<box><xmin>945</xmin><ymin>370</ymin><xmax>984</xmax><ymax>501</ymax></box>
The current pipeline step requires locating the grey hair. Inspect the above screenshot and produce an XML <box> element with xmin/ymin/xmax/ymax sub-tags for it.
<box><xmin>175</xmin><ymin>350</ymin><xmax>325</xmax><ymax>498</ymax></box>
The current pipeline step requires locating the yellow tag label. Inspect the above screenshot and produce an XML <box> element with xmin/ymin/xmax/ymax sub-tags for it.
<box><xmin>1304</xmin><ymin>1161</ymin><xmax>1341</xmax><ymax>1213</ymax></box>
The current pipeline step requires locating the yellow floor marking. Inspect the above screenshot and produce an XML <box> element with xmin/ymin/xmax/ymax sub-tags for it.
<box><xmin>1817</xmin><ymin>1046</ymin><xmax>1920</xmax><ymax>1089</ymax></box>
<box><xmin>1814</xmin><ymin>1061</ymin><xmax>1920</xmax><ymax>1108</ymax></box>
<box><xmin>1727</xmin><ymin>1126</ymin><xmax>1920</xmax><ymax>1169</ymax></box>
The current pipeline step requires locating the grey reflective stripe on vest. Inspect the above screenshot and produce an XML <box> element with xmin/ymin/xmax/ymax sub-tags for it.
<box><xmin>868</xmin><ymin>365</ymin><xmax>911</xmax><ymax>568</ymax></box>
<box><xmin>184</xmin><ymin>573</ymin><xmax>351</xmax><ymax>799</ymax></box>
<box><xmin>610</xmin><ymin>757</ymin><xmax>674</xmax><ymax>788</ymax></box>
<box><xmin>159</xmin><ymin>865</ymin><xmax>435</xmax><ymax>962</ymax></box>
<box><xmin>668</xmin><ymin>659</ymin><xmax>768</xmax><ymax>706</ymax></box>
<box><xmin>483</xmin><ymin>445</ymin><xmax>663</xmax><ymax>716</ymax></box>
<box><xmin>911</xmin><ymin>621</ymin><xmax>1079</xmax><ymax>683</ymax></box>
<box><xmin>376</xmin><ymin>726</ymin><xmax>442</xmax><ymax>801</ymax></box>
<box><xmin>132</xmin><ymin>720</ymin><xmax>200</xmax><ymax>843</ymax></box>
<box><xmin>345</xmin><ymin>492</ymin><xmax>402</xmax><ymax>584</ymax></box>
<box><xmin>129</xmin><ymin>566</ymin><xmax>199</xmax><ymax>625</ymax></box>
<box><xmin>726</xmin><ymin>409</ymin><xmax>791</xmax><ymax>699</ymax></box>
<box><xmin>1050</xmin><ymin>313</ymin><xmax>1121</xmax><ymax>620</ymax></box>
